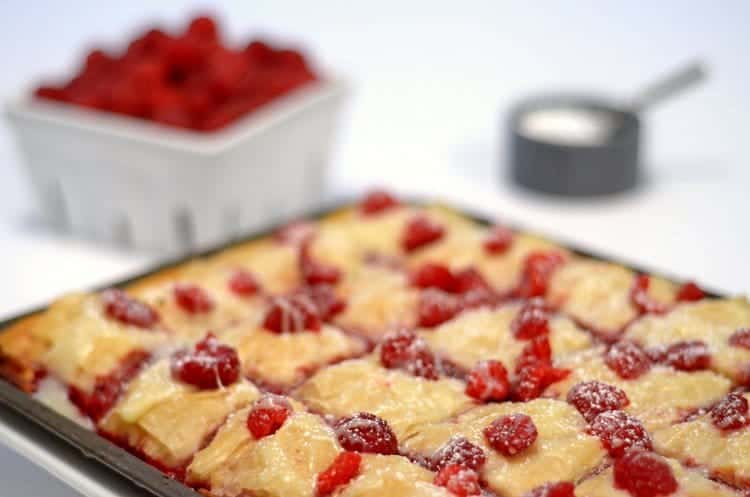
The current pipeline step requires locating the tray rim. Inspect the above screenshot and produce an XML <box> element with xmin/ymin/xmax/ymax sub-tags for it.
<box><xmin>0</xmin><ymin>197</ymin><xmax>724</xmax><ymax>497</ymax></box>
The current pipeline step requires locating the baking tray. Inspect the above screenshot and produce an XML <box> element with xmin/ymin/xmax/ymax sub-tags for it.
<box><xmin>0</xmin><ymin>198</ymin><xmax>722</xmax><ymax>497</ymax></box>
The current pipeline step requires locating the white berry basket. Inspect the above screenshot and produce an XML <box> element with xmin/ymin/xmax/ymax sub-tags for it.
<box><xmin>5</xmin><ymin>79</ymin><xmax>348</xmax><ymax>253</ymax></box>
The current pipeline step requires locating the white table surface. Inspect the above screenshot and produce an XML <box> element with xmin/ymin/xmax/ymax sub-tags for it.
<box><xmin>0</xmin><ymin>1</ymin><xmax>749</xmax><ymax>495</ymax></box>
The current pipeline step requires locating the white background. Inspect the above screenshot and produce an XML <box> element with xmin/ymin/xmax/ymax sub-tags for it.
<box><xmin>0</xmin><ymin>1</ymin><xmax>748</xmax><ymax>495</ymax></box>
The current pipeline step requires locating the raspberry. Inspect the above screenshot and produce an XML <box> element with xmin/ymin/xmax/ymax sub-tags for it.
<box><xmin>567</xmin><ymin>381</ymin><xmax>629</xmax><ymax>422</ymax></box>
<box><xmin>453</xmin><ymin>268</ymin><xmax>494</xmax><ymax>297</ymax></box>
<box><xmin>101</xmin><ymin>289</ymin><xmax>159</xmax><ymax>329</ymax></box>
<box><xmin>589</xmin><ymin>410</ymin><xmax>652</xmax><ymax>458</ymax></box>
<box><xmin>227</xmin><ymin>269</ymin><xmax>260</xmax><ymax>297</ymax></box>
<box><xmin>380</xmin><ymin>330</ymin><xmax>438</xmax><ymax>380</ymax></box>
<box><xmin>511</xmin><ymin>299</ymin><xmax>550</xmax><ymax>340</ymax></box>
<box><xmin>418</xmin><ymin>289</ymin><xmax>461</xmax><ymax>328</ymax></box>
<box><xmin>517</xmin><ymin>336</ymin><xmax>553</xmax><ymax>369</ymax></box>
<box><xmin>483</xmin><ymin>225</ymin><xmax>514</xmax><ymax>254</ymax></box>
<box><xmin>433</xmin><ymin>464</ymin><xmax>482</xmax><ymax>497</ymax></box>
<box><xmin>34</xmin><ymin>85</ymin><xmax>67</xmax><ymax>102</ymax></box>
<box><xmin>263</xmin><ymin>294</ymin><xmax>321</xmax><ymax>333</ymax></box>
<box><xmin>465</xmin><ymin>360</ymin><xmax>510</xmax><ymax>402</ymax></box>
<box><xmin>246</xmin><ymin>394</ymin><xmax>292</xmax><ymax>439</ymax></box>
<box><xmin>630</xmin><ymin>275</ymin><xmax>669</xmax><ymax>315</ymax></box>
<box><xmin>613</xmin><ymin>449</ymin><xmax>678</xmax><ymax>497</ymax></box>
<box><xmin>316</xmin><ymin>451</ymin><xmax>361</xmax><ymax>497</ymax></box>
<box><xmin>402</xmin><ymin>216</ymin><xmax>445</xmax><ymax>252</ymax></box>
<box><xmin>300</xmin><ymin>243</ymin><xmax>341</xmax><ymax>285</ymax></box>
<box><xmin>604</xmin><ymin>341</ymin><xmax>651</xmax><ymax>380</ymax></box>
<box><xmin>274</xmin><ymin>220</ymin><xmax>315</xmax><ymax>245</ymax></box>
<box><xmin>360</xmin><ymin>190</ymin><xmax>400</xmax><ymax>215</ymax></box>
<box><xmin>431</xmin><ymin>436</ymin><xmax>487</xmax><ymax>472</ymax></box>
<box><xmin>522</xmin><ymin>481</ymin><xmax>575</xmax><ymax>497</ymax></box>
<box><xmin>484</xmin><ymin>413</ymin><xmax>538</xmax><ymax>456</ymax></box>
<box><xmin>173</xmin><ymin>284</ymin><xmax>214</xmax><ymax>314</ymax></box>
<box><xmin>517</xmin><ymin>251</ymin><xmax>566</xmax><ymax>299</ymax></box>
<box><xmin>512</xmin><ymin>336</ymin><xmax>569</xmax><ymax>401</ymax></box>
<box><xmin>170</xmin><ymin>333</ymin><xmax>240</xmax><ymax>389</ymax></box>
<box><xmin>710</xmin><ymin>392</ymin><xmax>749</xmax><ymax>432</ymax></box>
<box><xmin>334</xmin><ymin>412</ymin><xmax>398</xmax><ymax>455</ymax></box>
<box><xmin>187</xmin><ymin>15</ymin><xmax>219</xmax><ymax>41</ymax></box>
<box><xmin>302</xmin><ymin>284</ymin><xmax>346</xmax><ymax>321</ymax></box>
<box><xmin>729</xmin><ymin>329</ymin><xmax>750</xmax><ymax>350</ymax></box>
<box><xmin>411</xmin><ymin>263</ymin><xmax>458</xmax><ymax>292</ymax></box>
<box><xmin>662</xmin><ymin>341</ymin><xmax>711</xmax><ymax>371</ymax></box>
<box><xmin>675</xmin><ymin>281</ymin><xmax>705</xmax><ymax>302</ymax></box>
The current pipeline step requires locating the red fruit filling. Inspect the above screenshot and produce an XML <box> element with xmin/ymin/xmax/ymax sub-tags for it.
<box><xmin>262</xmin><ymin>294</ymin><xmax>321</xmax><ymax>333</ymax></box>
<box><xmin>604</xmin><ymin>341</ymin><xmax>652</xmax><ymax>380</ymax></box>
<box><xmin>379</xmin><ymin>330</ymin><xmax>438</xmax><ymax>380</ymax></box>
<box><xmin>675</xmin><ymin>281</ymin><xmax>705</xmax><ymax>302</ymax></box>
<box><xmin>360</xmin><ymin>190</ymin><xmax>400</xmax><ymax>215</ymax></box>
<box><xmin>301</xmin><ymin>284</ymin><xmax>347</xmax><ymax>321</ymax></box>
<box><xmin>431</xmin><ymin>436</ymin><xmax>487</xmax><ymax>472</ymax></box>
<box><xmin>566</xmin><ymin>381</ymin><xmax>629</xmax><ymax>422</ymax></box>
<box><xmin>418</xmin><ymin>289</ymin><xmax>462</xmax><ymax>328</ymax></box>
<box><xmin>316</xmin><ymin>451</ymin><xmax>361</xmax><ymax>497</ymax></box>
<box><xmin>170</xmin><ymin>333</ymin><xmax>240</xmax><ymax>389</ymax></box>
<box><xmin>274</xmin><ymin>220</ymin><xmax>316</xmax><ymax>245</ymax></box>
<box><xmin>433</xmin><ymin>464</ymin><xmax>482</xmax><ymax>497</ymax></box>
<box><xmin>511</xmin><ymin>299</ymin><xmax>550</xmax><ymax>340</ymax></box>
<box><xmin>101</xmin><ymin>288</ymin><xmax>159</xmax><ymax>328</ymax></box>
<box><xmin>227</xmin><ymin>269</ymin><xmax>260</xmax><ymax>297</ymax></box>
<box><xmin>483</xmin><ymin>225</ymin><xmax>514</xmax><ymax>254</ymax></box>
<box><xmin>402</xmin><ymin>216</ymin><xmax>445</xmax><ymax>252</ymax></box>
<box><xmin>334</xmin><ymin>412</ymin><xmax>398</xmax><ymax>455</ymax></box>
<box><xmin>246</xmin><ymin>394</ymin><xmax>292</xmax><ymax>439</ymax></box>
<box><xmin>709</xmin><ymin>392</ymin><xmax>750</xmax><ymax>432</ymax></box>
<box><xmin>483</xmin><ymin>413</ymin><xmax>538</xmax><ymax>456</ymax></box>
<box><xmin>629</xmin><ymin>275</ymin><xmax>669</xmax><ymax>315</ymax></box>
<box><xmin>173</xmin><ymin>283</ymin><xmax>214</xmax><ymax>314</ymax></box>
<box><xmin>613</xmin><ymin>449</ymin><xmax>678</xmax><ymax>497</ymax></box>
<box><xmin>465</xmin><ymin>360</ymin><xmax>510</xmax><ymax>402</ymax></box>
<box><xmin>68</xmin><ymin>349</ymin><xmax>149</xmax><ymax>421</ymax></box>
<box><xmin>512</xmin><ymin>336</ymin><xmax>569</xmax><ymax>401</ymax></box>
<box><xmin>589</xmin><ymin>410</ymin><xmax>653</xmax><ymax>458</ymax></box>
<box><xmin>522</xmin><ymin>482</ymin><xmax>576</xmax><ymax>497</ymax></box>
<box><xmin>661</xmin><ymin>341</ymin><xmax>711</xmax><ymax>371</ymax></box>
<box><xmin>729</xmin><ymin>328</ymin><xmax>750</xmax><ymax>349</ymax></box>
<box><xmin>300</xmin><ymin>242</ymin><xmax>341</xmax><ymax>285</ymax></box>
<box><xmin>516</xmin><ymin>251</ymin><xmax>566</xmax><ymax>299</ymax></box>
<box><xmin>411</xmin><ymin>263</ymin><xmax>458</xmax><ymax>292</ymax></box>
<box><xmin>453</xmin><ymin>268</ymin><xmax>494</xmax><ymax>297</ymax></box>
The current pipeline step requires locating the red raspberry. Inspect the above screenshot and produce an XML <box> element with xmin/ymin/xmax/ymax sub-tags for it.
<box><xmin>517</xmin><ymin>336</ymin><xmax>553</xmax><ymax>369</ymax></box>
<box><xmin>300</xmin><ymin>243</ymin><xmax>341</xmax><ymax>285</ymax></box>
<box><xmin>34</xmin><ymin>85</ymin><xmax>68</xmax><ymax>102</ymax></box>
<box><xmin>729</xmin><ymin>329</ymin><xmax>750</xmax><ymax>350</ymax></box>
<box><xmin>274</xmin><ymin>220</ymin><xmax>316</xmax><ymax>245</ymax></box>
<box><xmin>433</xmin><ymin>464</ymin><xmax>482</xmax><ymax>497</ymax></box>
<box><xmin>316</xmin><ymin>451</ymin><xmax>361</xmax><ymax>497</ymax></box>
<box><xmin>101</xmin><ymin>288</ymin><xmax>159</xmax><ymax>329</ymax></box>
<box><xmin>263</xmin><ymin>294</ymin><xmax>321</xmax><ymax>333</ymax></box>
<box><xmin>710</xmin><ymin>392</ymin><xmax>750</xmax><ymax>432</ymax></box>
<box><xmin>411</xmin><ymin>263</ymin><xmax>458</xmax><ymax>292</ymax></box>
<box><xmin>380</xmin><ymin>330</ymin><xmax>438</xmax><ymax>380</ymax></box>
<box><xmin>512</xmin><ymin>299</ymin><xmax>550</xmax><ymax>340</ymax></box>
<box><xmin>334</xmin><ymin>412</ymin><xmax>398</xmax><ymax>455</ymax></box>
<box><xmin>613</xmin><ymin>449</ymin><xmax>678</xmax><ymax>497</ymax></box>
<box><xmin>173</xmin><ymin>284</ymin><xmax>214</xmax><ymax>314</ymax></box>
<box><xmin>589</xmin><ymin>410</ymin><xmax>652</xmax><ymax>458</ymax></box>
<box><xmin>228</xmin><ymin>269</ymin><xmax>260</xmax><ymax>297</ymax></box>
<box><xmin>246</xmin><ymin>394</ymin><xmax>292</xmax><ymax>439</ymax></box>
<box><xmin>483</xmin><ymin>225</ymin><xmax>514</xmax><ymax>254</ymax></box>
<box><xmin>302</xmin><ymin>284</ymin><xmax>346</xmax><ymax>321</ymax></box>
<box><xmin>360</xmin><ymin>190</ymin><xmax>400</xmax><ymax>215</ymax></box>
<box><xmin>453</xmin><ymin>268</ymin><xmax>494</xmax><ymax>296</ymax></box>
<box><xmin>517</xmin><ymin>251</ymin><xmax>566</xmax><ymax>299</ymax></box>
<box><xmin>431</xmin><ymin>436</ymin><xmax>487</xmax><ymax>472</ymax></box>
<box><xmin>523</xmin><ymin>482</ymin><xmax>575</xmax><ymax>497</ymax></box>
<box><xmin>418</xmin><ymin>289</ymin><xmax>461</xmax><ymax>328</ymax></box>
<box><xmin>187</xmin><ymin>15</ymin><xmax>219</xmax><ymax>41</ymax></box>
<box><xmin>402</xmin><ymin>216</ymin><xmax>445</xmax><ymax>252</ymax></box>
<box><xmin>484</xmin><ymin>413</ymin><xmax>538</xmax><ymax>456</ymax></box>
<box><xmin>662</xmin><ymin>341</ymin><xmax>711</xmax><ymax>371</ymax></box>
<box><xmin>512</xmin><ymin>337</ymin><xmax>569</xmax><ymax>401</ymax></box>
<box><xmin>465</xmin><ymin>360</ymin><xmax>510</xmax><ymax>402</ymax></box>
<box><xmin>567</xmin><ymin>381</ymin><xmax>629</xmax><ymax>422</ymax></box>
<box><xmin>245</xmin><ymin>40</ymin><xmax>275</xmax><ymax>65</ymax></box>
<box><xmin>630</xmin><ymin>275</ymin><xmax>669</xmax><ymax>315</ymax></box>
<box><xmin>604</xmin><ymin>341</ymin><xmax>651</xmax><ymax>380</ymax></box>
<box><xmin>170</xmin><ymin>333</ymin><xmax>240</xmax><ymax>389</ymax></box>
<box><xmin>675</xmin><ymin>281</ymin><xmax>705</xmax><ymax>302</ymax></box>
